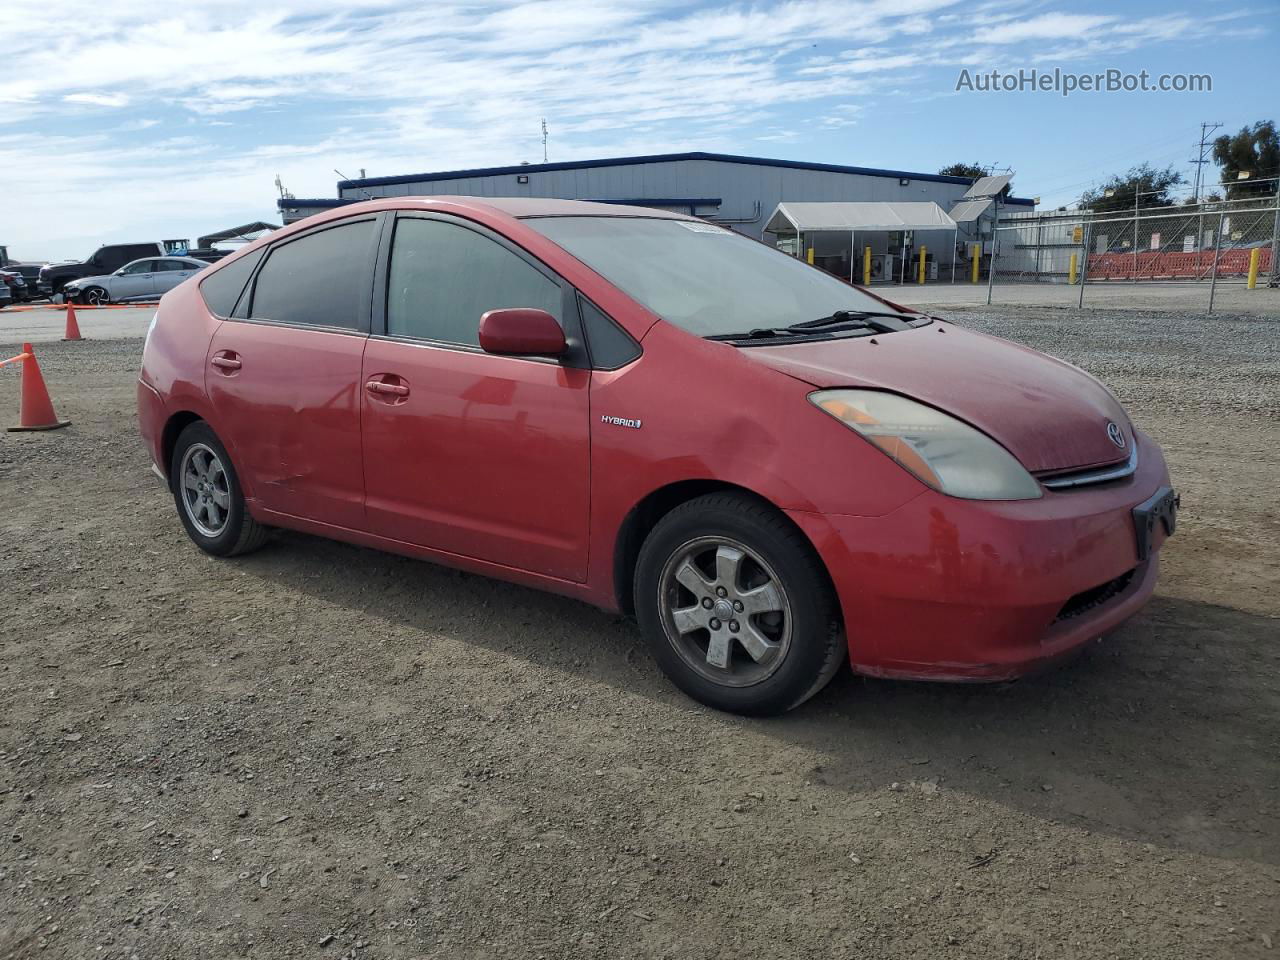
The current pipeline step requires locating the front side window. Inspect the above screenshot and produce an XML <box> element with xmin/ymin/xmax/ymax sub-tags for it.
<box><xmin>387</xmin><ymin>217</ymin><xmax>561</xmax><ymax>346</ymax></box>
<box><xmin>524</xmin><ymin>216</ymin><xmax>900</xmax><ymax>337</ymax></box>
<box><xmin>250</xmin><ymin>220</ymin><xmax>374</xmax><ymax>330</ymax></box>
<box><xmin>119</xmin><ymin>260</ymin><xmax>155</xmax><ymax>275</ymax></box>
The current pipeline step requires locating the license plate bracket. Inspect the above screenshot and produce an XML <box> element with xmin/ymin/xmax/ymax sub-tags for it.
<box><xmin>1132</xmin><ymin>486</ymin><xmax>1178</xmax><ymax>562</ymax></box>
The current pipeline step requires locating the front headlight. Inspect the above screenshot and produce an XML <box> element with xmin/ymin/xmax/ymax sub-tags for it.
<box><xmin>809</xmin><ymin>389</ymin><xmax>1042</xmax><ymax>500</ymax></box>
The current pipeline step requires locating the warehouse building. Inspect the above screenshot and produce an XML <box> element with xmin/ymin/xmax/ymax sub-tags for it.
<box><xmin>278</xmin><ymin>151</ymin><xmax>1035</xmax><ymax>283</ymax></box>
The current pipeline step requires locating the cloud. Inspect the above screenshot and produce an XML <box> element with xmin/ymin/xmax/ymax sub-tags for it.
<box><xmin>976</xmin><ymin>12</ymin><xmax>1114</xmax><ymax>43</ymax></box>
<box><xmin>62</xmin><ymin>92</ymin><xmax>130</xmax><ymax>107</ymax></box>
<box><xmin>0</xmin><ymin>0</ymin><xmax>1252</xmax><ymax>257</ymax></box>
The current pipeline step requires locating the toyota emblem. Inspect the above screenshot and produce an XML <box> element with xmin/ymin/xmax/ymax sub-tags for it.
<box><xmin>1107</xmin><ymin>422</ymin><xmax>1126</xmax><ymax>448</ymax></box>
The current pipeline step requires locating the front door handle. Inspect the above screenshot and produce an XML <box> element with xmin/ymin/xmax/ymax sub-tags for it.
<box><xmin>365</xmin><ymin>379</ymin><xmax>409</xmax><ymax>397</ymax></box>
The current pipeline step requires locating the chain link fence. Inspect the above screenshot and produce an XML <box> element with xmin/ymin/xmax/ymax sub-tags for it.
<box><xmin>981</xmin><ymin>191</ymin><xmax>1280</xmax><ymax>312</ymax></box>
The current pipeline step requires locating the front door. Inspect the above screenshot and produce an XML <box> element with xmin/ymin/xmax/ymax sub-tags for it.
<box><xmin>360</xmin><ymin>214</ymin><xmax>591</xmax><ymax>582</ymax></box>
<box><xmin>205</xmin><ymin>217</ymin><xmax>378</xmax><ymax>529</ymax></box>
<box><xmin>112</xmin><ymin>260</ymin><xmax>159</xmax><ymax>300</ymax></box>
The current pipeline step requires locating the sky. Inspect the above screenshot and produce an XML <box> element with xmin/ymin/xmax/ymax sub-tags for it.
<box><xmin>2</xmin><ymin>0</ymin><xmax>1274</xmax><ymax>261</ymax></box>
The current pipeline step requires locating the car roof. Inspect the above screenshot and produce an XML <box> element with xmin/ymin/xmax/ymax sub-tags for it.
<box><xmin>213</xmin><ymin>195</ymin><xmax>702</xmax><ymax>270</ymax></box>
<box><xmin>332</xmin><ymin>195</ymin><xmax>698</xmax><ymax>220</ymax></box>
<box><xmin>453</xmin><ymin>197</ymin><xmax>697</xmax><ymax>220</ymax></box>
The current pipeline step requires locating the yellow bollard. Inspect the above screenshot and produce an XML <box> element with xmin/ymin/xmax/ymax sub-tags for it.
<box><xmin>1247</xmin><ymin>248</ymin><xmax>1261</xmax><ymax>289</ymax></box>
<box><xmin>863</xmin><ymin>245</ymin><xmax>872</xmax><ymax>286</ymax></box>
<box><xmin>806</xmin><ymin>247</ymin><xmax>814</xmax><ymax>265</ymax></box>
<box><xmin>917</xmin><ymin>246</ymin><xmax>926</xmax><ymax>284</ymax></box>
<box><xmin>971</xmin><ymin>243</ymin><xmax>980</xmax><ymax>283</ymax></box>
<box><xmin>1069</xmin><ymin>252</ymin><xmax>1078</xmax><ymax>285</ymax></box>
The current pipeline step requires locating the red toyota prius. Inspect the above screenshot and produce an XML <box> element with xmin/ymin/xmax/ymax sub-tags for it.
<box><xmin>138</xmin><ymin>197</ymin><xmax>1177</xmax><ymax>714</ymax></box>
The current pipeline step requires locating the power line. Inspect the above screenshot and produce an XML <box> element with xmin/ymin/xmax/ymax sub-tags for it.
<box><xmin>1190</xmin><ymin>121</ymin><xmax>1223</xmax><ymax>203</ymax></box>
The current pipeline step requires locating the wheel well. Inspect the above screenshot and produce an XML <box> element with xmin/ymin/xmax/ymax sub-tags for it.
<box><xmin>613</xmin><ymin>480</ymin><xmax>805</xmax><ymax>616</ymax></box>
<box><xmin>161</xmin><ymin>411</ymin><xmax>203</xmax><ymax>485</ymax></box>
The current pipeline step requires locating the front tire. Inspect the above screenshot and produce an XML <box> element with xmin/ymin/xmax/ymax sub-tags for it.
<box><xmin>170</xmin><ymin>421</ymin><xmax>269</xmax><ymax>556</ymax></box>
<box><xmin>634</xmin><ymin>493</ymin><xmax>844</xmax><ymax>715</ymax></box>
<box><xmin>81</xmin><ymin>286</ymin><xmax>109</xmax><ymax>306</ymax></box>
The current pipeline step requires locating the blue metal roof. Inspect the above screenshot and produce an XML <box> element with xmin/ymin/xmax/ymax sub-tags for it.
<box><xmin>335</xmin><ymin>152</ymin><xmax>1035</xmax><ymax>205</ymax></box>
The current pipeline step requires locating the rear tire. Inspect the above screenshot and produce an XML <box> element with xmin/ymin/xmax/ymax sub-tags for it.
<box><xmin>170</xmin><ymin>421</ymin><xmax>269</xmax><ymax>557</ymax></box>
<box><xmin>634</xmin><ymin>492</ymin><xmax>844</xmax><ymax>715</ymax></box>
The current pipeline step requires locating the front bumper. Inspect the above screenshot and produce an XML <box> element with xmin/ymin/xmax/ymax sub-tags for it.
<box><xmin>789</xmin><ymin>431</ymin><xmax>1174</xmax><ymax>682</ymax></box>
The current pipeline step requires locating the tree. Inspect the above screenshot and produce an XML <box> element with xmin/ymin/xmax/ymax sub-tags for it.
<box><xmin>1080</xmin><ymin>163</ymin><xmax>1184</xmax><ymax>212</ymax></box>
<box><xmin>938</xmin><ymin>162</ymin><xmax>991</xmax><ymax>178</ymax></box>
<box><xmin>1212</xmin><ymin>121</ymin><xmax>1279</xmax><ymax>199</ymax></box>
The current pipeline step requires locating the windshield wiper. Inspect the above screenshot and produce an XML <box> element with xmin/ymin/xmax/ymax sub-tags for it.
<box><xmin>786</xmin><ymin>310</ymin><xmax>911</xmax><ymax>333</ymax></box>
<box><xmin>704</xmin><ymin>327</ymin><xmax>801</xmax><ymax>341</ymax></box>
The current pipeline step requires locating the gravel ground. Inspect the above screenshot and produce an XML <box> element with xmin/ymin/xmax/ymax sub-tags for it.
<box><xmin>1</xmin><ymin>307</ymin><xmax>1278</xmax><ymax>960</ymax></box>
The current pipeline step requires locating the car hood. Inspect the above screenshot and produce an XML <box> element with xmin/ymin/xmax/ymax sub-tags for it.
<box><xmin>744</xmin><ymin>323</ymin><xmax>1132</xmax><ymax>474</ymax></box>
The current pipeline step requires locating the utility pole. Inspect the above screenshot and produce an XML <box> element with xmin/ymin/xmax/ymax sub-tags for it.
<box><xmin>1190</xmin><ymin>121</ymin><xmax>1223</xmax><ymax>203</ymax></box>
<box><xmin>541</xmin><ymin>118</ymin><xmax>549</xmax><ymax>163</ymax></box>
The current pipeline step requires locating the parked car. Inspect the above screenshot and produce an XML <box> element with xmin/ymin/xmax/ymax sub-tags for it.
<box><xmin>65</xmin><ymin>256</ymin><xmax>209</xmax><ymax>305</ymax></box>
<box><xmin>38</xmin><ymin>242</ymin><xmax>166</xmax><ymax>300</ymax></box>
<box><xmin>138</xmin><ymin>198</ymin><xmax>1178</xmax><ymax>715</ymax></box>
<box><xmin>0</xmin><ymin>278</ymin><xmax>12</xmax><ymax>309</ymax></box>
<box><xmin>0</xmin><ymin>269</ymin><xmax>28</xmax><ymax>303</ymax></box>
<box><xmin>0</xmin><ymin>263</ymin><xmax>45</xmax><ymax>300</ymax></box>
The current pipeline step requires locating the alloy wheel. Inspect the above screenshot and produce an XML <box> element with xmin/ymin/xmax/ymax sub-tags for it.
<box><xmin>180</xmin><ymin>443</ymin><xmax>231</xmax><ymax>537</ymax></box>
<box><xmin>657</xmin><ymin>536</ymin><xmax>793</xmax><ymax>688</ymax></box>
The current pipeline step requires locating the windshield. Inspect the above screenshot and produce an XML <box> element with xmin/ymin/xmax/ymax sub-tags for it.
<box><xmin>524</xmin><ymin>216</ymin><xmax>904</xmax><ymax>337</ymax></box>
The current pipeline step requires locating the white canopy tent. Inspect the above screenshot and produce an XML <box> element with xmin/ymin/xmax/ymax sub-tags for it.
<box><xmin>766</xmin><ymin>201</ymin><xmax>957</xmax><ymax>234</ymax></box>
<box><xmin>765</xmin><ymin>201</ymin><xmax>960</xmax><ymax>284</ymax></box>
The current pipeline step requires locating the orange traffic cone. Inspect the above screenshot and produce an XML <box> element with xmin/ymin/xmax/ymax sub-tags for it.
<box><xmin>62</xmin><ymin>302</ymin><xmax>85</xmax><ymax>341</ymax></box>
<box><xmin>7</xmin><ymin>343</ymin><xmax>70</xmax><ymax>432</ymax></box>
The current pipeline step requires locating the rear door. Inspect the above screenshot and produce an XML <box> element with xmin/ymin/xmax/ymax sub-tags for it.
<box><xmin>154</xmin><ymin>259</ymin><xmax>198</xmax><ymax>294</ymax></box>
<box><xmin>360</xmin><ymin>212</ymin><xmax>591</xmax><ymax>581</ymax></box>
<box><xmin>205</xmin><ymin>216</ymin><xmax>379</xmax><ymax>529</ymax></box>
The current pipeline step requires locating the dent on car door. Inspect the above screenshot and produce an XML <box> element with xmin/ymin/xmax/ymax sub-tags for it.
<box><xmin>361</xmin><ymin>214</ymin><xmax>592</xmax><ymax>582</ymax></box>
<box><xmin>204</xmin><ymin>217</ymin><xmax>379</xmax><ymax>529</ymax></box>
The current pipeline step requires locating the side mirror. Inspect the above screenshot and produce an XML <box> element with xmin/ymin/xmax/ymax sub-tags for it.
<box><xmin>478</xmin><ymin>308</ymin><xmax>566</xmax><ymax>357</ymax></box>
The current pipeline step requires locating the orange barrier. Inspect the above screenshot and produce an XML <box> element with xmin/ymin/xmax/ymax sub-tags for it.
<box><xmin>63</xmin><ymin>302</ymin><xmax>85</xmax><ymax>341</ymax></box>
<box><xmin>1087</xmin><ymin>248</ymin><xmax>1273</xmax><ymax>281</ymax></box>
<box><xmin>0</xmin><ymin>301</ymin><xmax>159</xmax><ymax>313</ymax></box>
<box><xmin>2</xmin><ymin>343</ymin><xmax>70</xmax><ymax>431</ymax></box>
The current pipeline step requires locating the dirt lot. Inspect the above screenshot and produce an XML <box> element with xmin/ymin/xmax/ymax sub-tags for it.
<box><xmin>1</xmin><ymin>307</ymin><xmax>1278</xmax><ymax>959</ymax></box>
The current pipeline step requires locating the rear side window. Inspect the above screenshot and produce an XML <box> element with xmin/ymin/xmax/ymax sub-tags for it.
<box><xmin>250</xmin><ymin>220</ymin><xmax>375</xmax><ymax>330</ymax></box>
<box><xmin>387</xmin><ymin>217</ymin><xmax>561</xmax><ymax>346</ymax></box>
<box><xmin>199</xmin><ymin>249</ymin><xmax>264</xmax><ymax>317</ymax></box>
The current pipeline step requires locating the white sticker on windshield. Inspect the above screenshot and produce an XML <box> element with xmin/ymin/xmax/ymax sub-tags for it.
<box><xmin>677</xmin><ymin>221</ymin><xmax>732</xmax><ymax>234</ymax></box>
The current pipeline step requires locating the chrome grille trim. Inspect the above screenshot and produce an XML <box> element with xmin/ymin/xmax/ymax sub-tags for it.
<box><xmin>1039</xmin><ymin>447</ymin><xmax>1138</xmax><ymax>490</ymax></box>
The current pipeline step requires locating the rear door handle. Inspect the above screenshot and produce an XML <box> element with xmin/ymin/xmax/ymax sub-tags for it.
<box><xmin>211</xmin><ymin>355</ymin><xmax>241</xmax><ymax>370</ymax></box>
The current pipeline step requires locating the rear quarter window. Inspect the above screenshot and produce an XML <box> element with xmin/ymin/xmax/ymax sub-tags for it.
<box><xmin>198</xmin><ymin>249</ymin><xmax>265</xmax><ymax>317</ymax></box>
